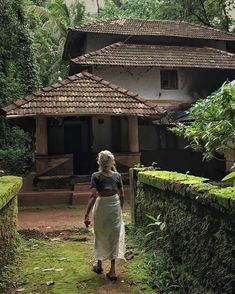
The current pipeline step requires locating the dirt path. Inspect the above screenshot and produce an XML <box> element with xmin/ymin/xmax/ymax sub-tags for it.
<box><xmin>11</xmin><ymin>205</ymin><xmax>155</xmax><ymax>293</ymax></box>
<box><xmin>18</xmin><ymin>204</ymin><xmax>131</xmax><ymax>232</ymax></box>
<box><xmin>9</xmin><ymin>229</ymin><xmax>154</xmax><ymax>294</ymax></box>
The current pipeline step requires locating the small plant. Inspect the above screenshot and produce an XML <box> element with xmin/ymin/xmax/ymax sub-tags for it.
<box><xmin>145</xmin><ymin>214</ymin><xmax>166</xmax><ymax>238</ymax></box>
<box><xmin>222</xmin><ymin>171</ymin><xmax>235</xmax><ymax>187</ymax></box>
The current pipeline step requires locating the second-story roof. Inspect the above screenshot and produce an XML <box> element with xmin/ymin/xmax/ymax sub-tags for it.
<box><xmin>71</xmin><ymin>17</ymin><xmax>235</xmax><ymax>41</ymax></box>
<box><xmin>71</xmin><ymin>42</ymin><xmax>235</xmax><ymax>70</ymax></box>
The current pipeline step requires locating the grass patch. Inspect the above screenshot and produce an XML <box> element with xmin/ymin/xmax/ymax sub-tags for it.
<box><xmin>7</xmin><ymin>230</ymin><xmax>155</xmax><ymax>294</ymax></box>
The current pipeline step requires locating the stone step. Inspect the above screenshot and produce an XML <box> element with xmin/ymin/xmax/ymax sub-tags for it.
<box><xmin>18</xmin><ymin>190</ymin><xmax>73</xmax><ymax>207</ymax></box>
<box><xmin>73</xmin><ymin>183</ymin><xmax>90</xmax><ymax>191</ymax></box>
<box><xmin>72</xmin><ymin>191</ymin><xmax>90</xmax><ymax>205</ymax></box>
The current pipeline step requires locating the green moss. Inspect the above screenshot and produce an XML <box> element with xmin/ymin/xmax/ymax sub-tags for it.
<box><xmin>134</xmin><ymin>170</ymin><xmax>235</xmax><ymax>293</ymax></box>
<box><xmin>0</xmin><ymin>176</ymin><xmax>22</xmax><ymax>289</ymax></box>
<box><xmin>137</xmin><ymin>170</ymin><xmax>235</xmax><ymax>212</ymax></box>
<box><xmin>11</xmin><ymin>234</ymin><xmax>154</xmax><ymax>294</ymax></box>
<box><xmin>0</xmin><ymin>176</ymin><xmax>22</xmax><ymax>209</ymax></box>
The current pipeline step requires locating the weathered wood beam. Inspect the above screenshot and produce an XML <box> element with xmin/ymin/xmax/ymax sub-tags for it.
<box><xmin>128</xmin><ymin>116</ymin><xmax>139</xmax><ymax>153</ymax></box>
<box><xmin>35</xmin><ymin>117</ymin><xmax>48</xmax><ymax>155</ymax></box>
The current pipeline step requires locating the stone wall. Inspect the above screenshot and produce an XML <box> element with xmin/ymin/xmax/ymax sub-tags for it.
<box><xmin>132</xmin><ymin>169</ymin><xmax>235</xmax><ymax>294</ymax></box>
<box><xmin>0</xmin><ymin>176</ymin><xmax>22</xmax><ymax>280</ymax></box>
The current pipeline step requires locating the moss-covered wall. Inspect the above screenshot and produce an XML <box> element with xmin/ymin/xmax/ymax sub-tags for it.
<box><xmin>0</xmin><ymin>176</ymin><xmax>22</xmax><ymax>279</ymax></box>
<box><xmin>134</xmin><ymin>170</ymin><xmax>235</xmax><ymax>294</ymax></box>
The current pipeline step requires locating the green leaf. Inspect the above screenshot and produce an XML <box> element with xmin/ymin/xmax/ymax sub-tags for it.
<box><xmin>222</xmin><ymin>172</ymin><xmax>235</xmax><ymax>182</ymax></box>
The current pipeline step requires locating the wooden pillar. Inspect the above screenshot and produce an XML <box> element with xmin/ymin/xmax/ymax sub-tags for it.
<box><xmin>128</xmin><ymin>116</ymin><xmax>139</xmax><ymax>153</ymax></box>
<box><xmin>35</xmin><ymin>117</ymin><xmax>48</xmax><ymax>155</ymax></box>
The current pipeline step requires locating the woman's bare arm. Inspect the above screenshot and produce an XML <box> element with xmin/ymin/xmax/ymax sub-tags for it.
<box><xmin>119</xmin><ymin>187</ymin><xmax>124</xmax><ymax>209</ymax></box>
<box><xmin>85</xmin><ymin>188</ymin><xmax>98</xmax><ymax>221</ymax></box>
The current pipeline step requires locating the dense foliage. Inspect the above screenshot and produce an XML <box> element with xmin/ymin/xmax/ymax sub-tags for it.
<box><xmin>0</xmin><ymin>0</ymin><xmax>85</xmax><ymax>175</ymax></box>
<box><xmin>100</xmin><ymin>0</ymin><xmax>235</xmax><ymax>32</ymax></box>
<box><xmin>0</xmin><ymin>0</ymin><xmax>40</xmax><ymax>175</ymax></box>
<box><xmin>171</xmin><ymin>82</ymin><xmax>235</xmax><ymax>162</ymax></box>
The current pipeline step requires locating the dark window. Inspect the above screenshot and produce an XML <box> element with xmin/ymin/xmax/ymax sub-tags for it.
<box><xmin>161</xmin><ymin>70</ymin><xmax>178</xmax><ymax>89</ymax></box>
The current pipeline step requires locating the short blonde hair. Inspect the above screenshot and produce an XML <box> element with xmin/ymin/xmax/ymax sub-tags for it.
<box><xmin>97</xmin><ymin>150</ymin><xmax>116</xmax><ymax>172</ymax></box>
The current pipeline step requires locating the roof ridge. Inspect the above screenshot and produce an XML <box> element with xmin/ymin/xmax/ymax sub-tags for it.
<box><xmin>72</xmin><ymin>42</ymin><xmax>123</xmax><ymax>62</ymax></box>
<box><xmin>71</xmin><ymin>17</ymin><xmax>235</xmax><ymax>37</ymax></box>
<box><xmin>72</xmin><ymin>17</ymin><xmax>120</xmax><ymax>31</ymax></box>
<box><xmin>80</xmin><ymin>71</ymin><xmax>165</xmax><ymax>114</ymax></box>
<box><xmin>203</xmin><ymin>46</ymin><xmax>235</xmax><ymax>56</ymax></box>
<box><xmin>3</xmin><ymin>71</ymin><xmax>165</xmax><ymax>115</ymax></box>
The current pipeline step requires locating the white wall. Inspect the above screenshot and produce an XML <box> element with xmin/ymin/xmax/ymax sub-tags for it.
<box><xmin>94</xmin><ymin>66</ymin><xmax>201</xmax><ymax>102</ymax></box>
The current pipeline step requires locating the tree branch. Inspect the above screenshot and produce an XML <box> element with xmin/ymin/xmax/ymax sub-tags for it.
<box><xmin>198</xmin><ymin>0</ymin><xmax>212</xmax><ymax>26</ymax></box>
<box><xmin>222</xmin><ymin>4</ymin><xmax>230</xmax><ymax>31</ymax></box>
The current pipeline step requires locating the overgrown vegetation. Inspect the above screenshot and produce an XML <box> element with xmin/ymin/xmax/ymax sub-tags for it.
<box><xmin>0</xmin><ymin>0</ymin><xmax>85</xmax><ymax>175</ymax></box>
<box><xmin>171</xmin><ymin>82</ymin><xmax>235</xmax><ymax>164</ymax></box>
<box><xmin>134</xmin><ymin>169</ymin><xmax>235</xmax><ymax>293</ymax></box>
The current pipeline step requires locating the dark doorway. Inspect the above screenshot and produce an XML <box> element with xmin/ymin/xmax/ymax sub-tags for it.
<box><xmin>64</xmin><ymin>117</ymin><xmax>92</xmax><ymax>174</ymax></box>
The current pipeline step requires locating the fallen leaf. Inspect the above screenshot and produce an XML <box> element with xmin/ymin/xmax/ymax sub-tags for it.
<box><xmin>42</xmin><ymin>268</ymin><xmax>55</xmax><ymax>272</ymax></box>
<box><xmin>51</xmin><ymin>238</ymin><xmax>61</xmax><ymax>242</ymax></box>
<box><xmin>55</xmin><ymin>268</ymin><xmax>64</xmax><ymax>272</ymax></box>
<box><xmin>58</xmin><ymin>257</ymin><xmax>67</xmax><ymax>261</ymax></box>
<box><xmin>16</xmin><ymin>288</ymin><xmax>25</xmax><ymax>292</ymax></box>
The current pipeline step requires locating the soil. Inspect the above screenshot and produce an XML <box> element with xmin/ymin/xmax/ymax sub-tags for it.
<box><xmin>18</xmin><ymin>204</ymin><xmax>131</xmax><ymax>232</ymax></box>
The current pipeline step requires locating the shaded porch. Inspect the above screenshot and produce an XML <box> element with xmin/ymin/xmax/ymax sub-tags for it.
<box><xmin>35</xmin><ymin>115</ymin><xmax>140</xmax><ymax>176</ymax></box>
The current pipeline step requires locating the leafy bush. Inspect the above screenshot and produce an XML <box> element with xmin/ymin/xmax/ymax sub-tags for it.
<box><xmin>0</xmin><ymin>124</ymin><xmax>33</xmax><ymax>175</ymax></box>
<box><xmin>171</xmin><ymin>81</ymin><xmax>235</xmax><ymax>162</ymax></box>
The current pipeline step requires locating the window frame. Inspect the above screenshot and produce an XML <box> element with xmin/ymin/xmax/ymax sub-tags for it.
<box><xmin>160</xmin><ymin>69</ymin><xmax>178</xmax><ymax>90</ymax></box>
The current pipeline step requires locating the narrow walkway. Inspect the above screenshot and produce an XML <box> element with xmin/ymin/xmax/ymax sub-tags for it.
<box><xmin>10</xmin><ymin>204</ymin><xmax>155</xmax><ymax>293</ymax></box>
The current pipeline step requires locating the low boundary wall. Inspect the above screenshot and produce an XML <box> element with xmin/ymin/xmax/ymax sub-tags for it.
<box><xmin>130</xmin><ymin>169</ymin><xmax>235</xmax><ymax>294</ymax></box>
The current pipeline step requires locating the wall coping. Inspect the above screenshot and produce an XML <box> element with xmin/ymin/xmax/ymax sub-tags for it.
<box><xmin>0</xmin><ymin>176</ymin><xmax>22</xmax><ymax>210</ymax></box>
<box><xmin>136</xmin><ymin>170</ymin><xmax>235</xmax><ymax>213</ymax></box>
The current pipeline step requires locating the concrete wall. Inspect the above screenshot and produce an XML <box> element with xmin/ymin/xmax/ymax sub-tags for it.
<box><xmin>94</xmin><ymin>66</ymin><xmax>234</xmax><ymax>102</ymax></box>
<box><xmin>85</xmin><ymin>33</ymin><xmax>227</xmax><ymax>54</ymax></box>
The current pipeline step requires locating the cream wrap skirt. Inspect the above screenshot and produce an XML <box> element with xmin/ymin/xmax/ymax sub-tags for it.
<box><xmin>92</xmin><ymin>194</ymin><xmax>125</xmax><ymax>261</ymax></box>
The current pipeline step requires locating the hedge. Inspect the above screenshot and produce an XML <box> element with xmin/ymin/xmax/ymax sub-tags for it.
<box><xmin>0</xmin><ymin>176</ymin><xmax>22</xmax><ymax>283</ymax></box>
<box><xmin>134</xmin><ymin>170</ymin><xmax>235</xmax><ymax>294</ymax></box>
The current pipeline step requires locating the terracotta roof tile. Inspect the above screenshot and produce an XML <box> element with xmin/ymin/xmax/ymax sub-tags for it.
<box><xmin>71</xmin><ymin>18</ymin><xmax>235</xmax><ymax>41</ymax></box>
<box><xmin>72</xmin><ymin>42</ymin><xmax>235</xmax><ymax>69</ymax></box>
<box><xmin>3</xmin><ymin>71</ymin><xmax>165</xmax><ymax>117</ymax></box>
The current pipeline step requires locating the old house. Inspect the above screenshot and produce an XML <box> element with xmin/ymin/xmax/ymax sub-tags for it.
<box><xmin>2</xmin><ymin>18</ymin><xmax>235</xmax><ymax>204</ymax></box>
<box><xmin>63</xmin><ymin>18</ymin><xmax>235</xmax><ymax>177</ymax></box>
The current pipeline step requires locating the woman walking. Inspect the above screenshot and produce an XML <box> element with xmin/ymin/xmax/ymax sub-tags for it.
<box><xmin>84</xmin><ymin>150</ymin><xmax>125</xmax><ymax>281</ymax></box>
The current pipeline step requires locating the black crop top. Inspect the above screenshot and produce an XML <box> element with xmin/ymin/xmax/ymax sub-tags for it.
<box><xmin>90</xmin><ymin>171</ymin><xmax>123</xmax><ymax>193</ymax></box>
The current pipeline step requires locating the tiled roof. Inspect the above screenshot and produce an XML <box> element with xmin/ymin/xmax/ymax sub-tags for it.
<box><xmin>71</xmin><ymin>18</ymin><xmax>235</xmax><ymax>41</ymax></box>
<box><xmin>72</xmin><ymin>42</ymin><xmax>235</xmax><ymax>69</ymax></box>
<box><xmin>3</xmin><ymin>72</ymin><xmax>165</xmax><ymax>117</ymax></box>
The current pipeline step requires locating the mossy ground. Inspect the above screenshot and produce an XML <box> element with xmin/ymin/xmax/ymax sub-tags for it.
<box><xmin>7</xmin><ymin>229</ymin><xmax>155</xmax><ymax>294</ymax></box>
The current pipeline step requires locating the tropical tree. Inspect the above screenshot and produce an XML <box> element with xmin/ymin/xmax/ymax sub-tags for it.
<box><xmin>171</xmin><ymin>82</ymin><xmax>235</xmax><ymax>163</ymax></box>
<box><xmin>25</xmin><ymin>0</ymin><xmax>85</xmax><ymax>85</ymax></box>
<box><xmin>100</xmin><ymin>0</ymin><xmax>235</xmax><ymax>32</ymax></box>
<box><xmin>0</xmin><ymin>0</ymin><xmax>39</xmax><ymax>174</ymax></box>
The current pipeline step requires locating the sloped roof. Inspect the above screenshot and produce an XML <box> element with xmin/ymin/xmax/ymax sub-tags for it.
<box><xmin>71</xmin><ymin>17</ymin><xmax>235</xmax><ymax>41</ymax></box>
<box><xmin>3</xmin><ymin>72</ymin><xmax>165</xmax><ymax>117</ymax></box>
<box><xmin>72</xmin><ymin>42</ymin><xmax>235</xmax><ymax>69</ymax></box>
